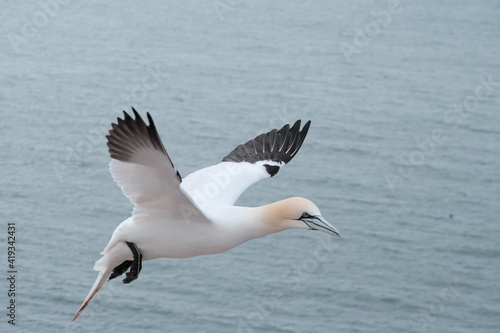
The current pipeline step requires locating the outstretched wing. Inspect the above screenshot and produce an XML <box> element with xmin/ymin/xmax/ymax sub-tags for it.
<box><xmin>107</xmin><ymin>108</ymin><xmax>209</xmax><ymax>222</ymax></box>
<box><xmin>181</xmin><ymin>120</ymin><xmax>311</xmax><ymax>207</ymax></box>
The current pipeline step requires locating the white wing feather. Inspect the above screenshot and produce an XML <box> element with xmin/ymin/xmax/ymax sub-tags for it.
<box><xmin>108</xmin><ymin>111</ymin><xmax>309</xmax><ymax>216</ymax></box>
<box><xmin>110</xmin><ymin>159</ymin><xmax>207</xmax><ymax>222</ymax></box>
<box><xmin>181</xmin><ymin>119</ymin><xmax>310</xmax><ymax>208</ymax></box>
<box><xmin>107</xmin><ymin>110</ymin><xmax>209</xmax><ymax>223</ymax></box>
<box><xmin>181</xmin><ymin>160</ymin><xmax>282</xmax><ymax>208</ymax></box>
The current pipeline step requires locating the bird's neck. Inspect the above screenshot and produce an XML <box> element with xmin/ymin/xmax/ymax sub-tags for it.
<box><xmin>207</xmin><ymin>204</ymin><xmax>285</xmax><ymax>243</ymax></box>
<box><xmin>197</xmin><ymin>201</ymin><xmax>293</xmax><ymax>255</ymax></box>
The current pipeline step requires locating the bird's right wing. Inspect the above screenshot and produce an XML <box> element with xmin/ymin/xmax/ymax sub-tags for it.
<box><xmin>107</xmin><ymin>109</ymin><xmax>209</xmax><ymax>223</ymax></box>
<box><xmin>181</xmin><ymin>120</ymin><xmax>311</xmax><ymax>208</ymax></box>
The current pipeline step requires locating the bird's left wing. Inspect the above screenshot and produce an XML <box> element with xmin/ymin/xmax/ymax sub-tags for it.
<box><xmin>107</xmin><ymin>109</ymin><xmax>209</xmax><ymax>222</ymax></box>
<box><xmin>181</xmin><ymin>120</ymin><xmax>311</xmax><ymax>208</ymax></box>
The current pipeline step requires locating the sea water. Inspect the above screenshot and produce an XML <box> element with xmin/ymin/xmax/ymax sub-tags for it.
<box><xmin>1</xmin><ymin>1</ymin><xmax>499</xmax><ymax>332</ymax></box>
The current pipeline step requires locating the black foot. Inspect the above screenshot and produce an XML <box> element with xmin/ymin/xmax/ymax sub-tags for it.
<box><xmin>109</xmin><ymin>260</ymin><xmax>133</xmax><ymax>281</ymax></box>
<box><xmin>122</xmin><ymin>241</ymin><xmax>142</xmax><ymax>284</ymax></box>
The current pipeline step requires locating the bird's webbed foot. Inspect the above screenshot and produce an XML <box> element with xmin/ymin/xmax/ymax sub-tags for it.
<box><xmin>122</xmin><ymin>241</ymin><xmax>143</xmax><ymax>284</ymax></box>
<box><xmin>109</xmin><ymin>260</ymin><xmax>133</xmax><ymax>281</ymax></box>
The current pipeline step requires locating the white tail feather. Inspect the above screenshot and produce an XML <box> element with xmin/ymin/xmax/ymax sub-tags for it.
<box><xmin>72</xmin><ymin>241</ymin><xmax>131</xmax><ymax>321</ymax></box>
<box><xmin>72</xmin><ymin>266</ymin><xmax>112</xmax><ymax>321</ymax></box>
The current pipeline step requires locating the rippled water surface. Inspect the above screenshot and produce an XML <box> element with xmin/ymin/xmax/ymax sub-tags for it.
<box><xmin>1</xmin><ymin>1</ymin><xmax>499</xmax><ymax>332</ymax></box>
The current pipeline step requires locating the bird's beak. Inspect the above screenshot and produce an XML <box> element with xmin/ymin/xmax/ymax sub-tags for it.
<box><xmin>302</xmin><ymin>215</ymin><xmax>340</xmax><ymax>237</ymax></box>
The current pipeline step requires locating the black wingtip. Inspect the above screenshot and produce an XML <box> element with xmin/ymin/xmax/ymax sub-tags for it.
<box><xmin>131</xmin><ymin>107</ymin><xmax>142</xmax><ymax>122</ymax></box>
<box><xmin>146</xmin><ymin>112</ymin><xmax>154</xmax><ymax>126</ymax></box>
<box><xmin>107</xmin><ymin>108</ymin><xmax>169</xmax><ymax>163</ymax></box>
<box><xmin>222</xmin><ymin>119</ymin><xmax>312</xmax><ymax>165</ymax></box>
<box><xmin>303</xmin><ymin>120</ymin><xmax>311</xmax><ymax>132</ymax></box>
<box><xmin>291</xmin><ymin>119</ymin><xmax>301</xmax><ymax>130</ymax></box>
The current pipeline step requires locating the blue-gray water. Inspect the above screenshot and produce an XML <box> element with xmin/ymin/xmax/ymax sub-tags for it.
<box><xmin>1</xmin><ymin>1</ymin><xmax>499</xmax><ymax>332</ymax></box>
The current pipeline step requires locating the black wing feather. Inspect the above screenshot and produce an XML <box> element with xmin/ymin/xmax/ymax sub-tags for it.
<box><xmin>106</xmin><ymin>107</ymin><xmax>181</xmax><ymax>181</ymax></box>
<box><xmin>222</xmin><ymin>120</ymin><xmax>311</xmax><ymax>166</ymax></box>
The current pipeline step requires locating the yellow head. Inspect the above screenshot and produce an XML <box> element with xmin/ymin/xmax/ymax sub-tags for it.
<box><xmin>259</xmin><ymin>197</ymin><xmax>340</xmax><ymax>237</ymax></box>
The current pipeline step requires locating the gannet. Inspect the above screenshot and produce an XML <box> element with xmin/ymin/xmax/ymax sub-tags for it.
<box><xmin>72</xmin><ymin>108</ymin><xmax>340</xmax><ymax>321</ymax></box>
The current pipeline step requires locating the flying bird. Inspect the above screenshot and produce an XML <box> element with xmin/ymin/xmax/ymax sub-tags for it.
<box><xmin>72</xmin><ymin>108</ymin><xmax>340</xmax><ymax>320</ymax></box>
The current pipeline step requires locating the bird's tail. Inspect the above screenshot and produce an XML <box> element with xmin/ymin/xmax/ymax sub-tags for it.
<box><xmin>72</xmin><ymin>260</ymin><xmax>113</xmax><ymax>321</ymax></box>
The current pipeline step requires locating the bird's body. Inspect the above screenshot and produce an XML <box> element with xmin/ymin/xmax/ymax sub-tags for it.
<box><xmin>100</xmin><ymin>206</ymin><xmax>263</xmax><ymax>261</ymax></box>
<box><xmin>72</xmin><ymin>109</ymin><xmax>340</xmax><ymax>321</ymax></box>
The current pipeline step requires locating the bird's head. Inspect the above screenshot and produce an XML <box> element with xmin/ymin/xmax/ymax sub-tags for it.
<box><xmin>261</xmin><ymin>197</ymin><xmax>340</xmax><ymax>237</ymax></box>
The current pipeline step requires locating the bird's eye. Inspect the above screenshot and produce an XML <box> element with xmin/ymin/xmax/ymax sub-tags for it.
<box><xmin>301</xmin><ymin>212</ymin><xmax>311</xmax><ymax>219</ymax></box>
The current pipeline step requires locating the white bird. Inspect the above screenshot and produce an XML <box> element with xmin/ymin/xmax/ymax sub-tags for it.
<box><xmin>72</xmin><ymin>108</ymin><xmax>340</xmax><ymax>321</ymax></box>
